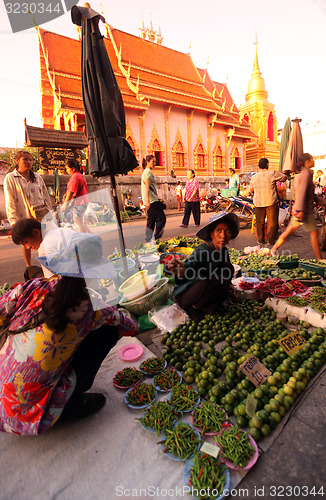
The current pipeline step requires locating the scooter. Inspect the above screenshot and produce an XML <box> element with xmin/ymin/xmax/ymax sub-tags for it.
<box><xmin>225</xmin><ymin>195</ymin><xmax>255</xmax><ymax>229</ymax></box>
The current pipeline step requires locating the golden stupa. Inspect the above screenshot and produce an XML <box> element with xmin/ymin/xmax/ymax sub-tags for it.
<box><xmin>240</xmin><ymin>37</ymin><xmax>280</xmax><ymax>171</ymax></box>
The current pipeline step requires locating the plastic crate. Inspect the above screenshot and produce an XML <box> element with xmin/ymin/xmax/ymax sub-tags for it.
<box><xmin>221</xmin><ymin>188</ymin><xmax>238</xmax><ymax>197</ymax></box>
<box><xmin>299</xmin><ymin>262</ymin><xmax>326</xmax><ymax>278</ymax></box>
<box><xmin>278</xmin><ymin>260</ymin><xmax>299</xmax><ymax>269</ymax></box>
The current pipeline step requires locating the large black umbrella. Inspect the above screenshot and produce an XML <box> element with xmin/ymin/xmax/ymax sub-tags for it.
<box><xmin>72</xmin><ymin>5</ymin><xmax>139</xmax><ymax>274</ymax></box>
<box><xmin>71</xmin><ymin>5</ymin><xmax>139</xmax><ymax>177</ymax></box>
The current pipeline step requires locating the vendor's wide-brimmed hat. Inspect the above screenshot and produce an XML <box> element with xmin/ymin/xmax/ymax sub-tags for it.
<box><xmin>37</xmin><ymin>232</ymin><xmax>117</xmax><ymax>279</ymax></box>
<box><xmin>196</xmin><ymin>211</ymin><xmax>239</xmax><ymax>241</ymax></box>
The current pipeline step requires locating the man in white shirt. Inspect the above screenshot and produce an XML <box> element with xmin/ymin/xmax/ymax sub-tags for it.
<box><xmin>11</xmin><ymin>218</ymin><xmax>75</xmax><ymax>279</ymax></box>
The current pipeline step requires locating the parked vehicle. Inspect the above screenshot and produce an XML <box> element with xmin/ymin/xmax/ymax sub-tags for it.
<box><xmin>227</xmin><ymin>195</ymin><xmax>255</xmax><ymax>229</ymax></box>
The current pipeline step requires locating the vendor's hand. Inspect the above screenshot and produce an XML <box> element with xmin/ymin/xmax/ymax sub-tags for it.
<box><xmin>145</xmin><ymin>202</ymin><xmax>150</xmax><ymax>211</ymax></box>
<box><xmin>167</xmin><ymin>258</ymin><xmax>185</xmax><ymax>279</ymax></box>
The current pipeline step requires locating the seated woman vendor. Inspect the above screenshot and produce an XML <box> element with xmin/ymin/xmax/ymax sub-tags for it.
<box><xmin>167</xmin><ymin>212</ymin><xmax>239</xmax><ymax>320</ymax></box>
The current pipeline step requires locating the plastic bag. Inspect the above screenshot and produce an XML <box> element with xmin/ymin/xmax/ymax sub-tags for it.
<box><xmin>279</xmin><ymin>207</ymin><xmax>288</xmax><ymax>225</ymax></box>
<box><xmin>148</xmin><ymin>303</ymin><xmax>190</xmax><ymax>334</ymax></box>
<box><xmin>83</xmin><ymin>205</ymin><xmax>98</xmax><ymax>225</ymax></box>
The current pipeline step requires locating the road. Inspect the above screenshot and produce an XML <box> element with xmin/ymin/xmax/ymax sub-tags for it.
<box><xmin>0</xmin><ymin>209</ymin><xmax>319</xmax><ymax>286</ymax></box>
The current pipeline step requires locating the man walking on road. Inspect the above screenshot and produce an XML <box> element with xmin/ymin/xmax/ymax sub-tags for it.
<box><xmin>250</xmin><ymin>158</ymin><xmax>287</xmax><ymax>246</ymax></box>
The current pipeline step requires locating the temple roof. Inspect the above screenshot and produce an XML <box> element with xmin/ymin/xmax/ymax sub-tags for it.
<box><xmin>25</xmin><ymin>121</ymin><xmax>88</xmax><ymax>148</ymax></box>
<box><xmin>37</xmin><ymin>25</ymin><xmax>255</xmax><ymax>138</ymax></box>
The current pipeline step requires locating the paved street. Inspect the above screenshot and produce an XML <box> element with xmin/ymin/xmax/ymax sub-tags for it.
<box><xmin>0</xmin><ymin>209</ymin><xmax>320</xmax><ymax>286</ymax></box>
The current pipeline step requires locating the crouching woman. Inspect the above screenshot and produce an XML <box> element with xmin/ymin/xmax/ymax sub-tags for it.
<box><xmin>167</xmin><ymin>212</ymin><xmax>239</xmax><ymax>320</ymax></box>
<box><xmin>0</xmin><ymin>233</ymin><xmax>138</xmax><ymax>435</ymax></box>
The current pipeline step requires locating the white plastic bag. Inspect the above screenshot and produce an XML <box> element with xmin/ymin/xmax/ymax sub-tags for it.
<box><xmin>148</xmin><ymin>303</ymin><xmax>190</xmax><ymax>334</ymax></box>
<box><xmin>279</xmin><ymin>207</ymin><xmax>288</xmax><ymax>225</ymax></box>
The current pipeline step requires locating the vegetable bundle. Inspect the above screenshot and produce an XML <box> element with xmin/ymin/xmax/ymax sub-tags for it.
<box><xmin>169</xmin><ymin>384</ymin><xmax>199</xmax><ymax>412</ymax></box>
<box><xmin>139</xmin><ymin>357</ymin><xmax>166</xmax><ymax>375</ymax></box>
<box><xmin>161</xmin><ymin>422</ymin><xmax>200</xmax><ymax>460</ymax></box>
<box><xmin>113</xmin><ymin>367</ymin><xmax>143</xmax><ymax>387</ymax></box>
<box><xmin>191</xmin><ymin>401</ymin><xmax>229</xmax><ymax>434</ymax></box>
<box><xmin>136</xmin><ymin>401</ymin><xmax>177</xmax><ymax>435</ymax></box>
<box><xmin>214</xmin><ymin>425</ymin><xmax>255</xmax><ymax>468</ymax></box>
<box><xmin>126</xmin><ymin>382</ymin><xmax>156</xmax><ymax>407</ymax></box>
<box><xmin>188</xmin><ymin>452</ymin><xmax>227</xmax><ymax>499</ymax></box>
<box><xmin>153</xmin><ymin>367</ymin><xmax>181</xmax><ymax>391</ymax></box>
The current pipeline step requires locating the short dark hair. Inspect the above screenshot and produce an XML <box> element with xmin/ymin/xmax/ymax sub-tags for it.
<box><xmin>228</xmin><ymin>168</ymin><xmax>235</xmax><ymax>174</ymax></box>
<box><xmin>66</xmin><ymin>159</ymin><xmax>81</xmax><ymax>172</ymax></box>
<box><xmin>15</xmin><ymin>150</ymin><xmax>36</xmax><ymax>182</ymax></box>
<box><xmin>258</xmin><ymin>158</ymin><xmax>269</xmax><ymax>170</ymax></box>
<box><xmin>11</xmin><ymin>218</ymin><xmax>42</xmax><ymax>245</ymax></box>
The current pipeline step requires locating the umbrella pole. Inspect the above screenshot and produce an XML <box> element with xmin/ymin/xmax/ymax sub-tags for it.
<box><xmin>110</xmin><ymin>174</ymin><xmax>129</xmax><ymax>279</ymax></box>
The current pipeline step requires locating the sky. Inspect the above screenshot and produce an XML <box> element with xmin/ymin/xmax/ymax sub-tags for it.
<box><xmin>0</xmin><ymin>0</ymin><xmax>326</xmax><ymax>148</ymax></box>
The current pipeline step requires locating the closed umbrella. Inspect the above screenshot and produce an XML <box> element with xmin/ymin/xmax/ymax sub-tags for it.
<box><xmin>53</xmin><ymin>168</ymin><xmax>61</xmax><ymax>204</ymax></box>
<box><xmin>71</xmin><ymin>5</ymin><xmax>138</xmax><ymax>177</ymax></box>
<box><xmin>282</xmin><ymin>118</ymin><xmax>303</xmax><ymax>173</ymax></box>
<box><xmin>71</xmin><ymin>5</ymin><xmax>139</xmax><ymax>273</ymax></box>
<box><xmin>279</xmin><ymin>118</ymin><xmax>291</xmax><ymax>171</ymax></box>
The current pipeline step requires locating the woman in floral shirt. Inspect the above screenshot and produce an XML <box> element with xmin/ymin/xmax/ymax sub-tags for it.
<box><xmin>0</xmin><ymin>235</ymin><xmax>138</xmax><ymax>435</ymax></box>
<box><xmin>180</xmin><ymin>170</ymin><xmax>200</xmax><ymax>228</ymax></box>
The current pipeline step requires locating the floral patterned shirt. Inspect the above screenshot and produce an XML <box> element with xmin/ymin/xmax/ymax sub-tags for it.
<box><xmin>185</xmin><ymin>178</ymin><xmax>199</xmax><ymax>202</ymax></box>
<box><xmin>0</xmin><ymin>278</ymin><xmax>137</xmax><ymax>435</ymax></box>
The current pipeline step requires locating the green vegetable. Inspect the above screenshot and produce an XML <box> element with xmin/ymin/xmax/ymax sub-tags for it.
<box><xmin>188</xmin><ymin>452</ymin><xmax>227</xmax><ymax>499</ymax></box>
<box><xmin>126</xmin><ymin>382</ymin><xmax>156</xmax><ymax>406</ymax></box>
<box><xmin>191</xmin><ymin>401</ymin><xmax>229</xmax><ymax>434</ymax></box>
<box><xmin>160</xmin><ymin>422</ymin><xmax>201</xmax><ymax>460</ymax></box>
<box><xmin>136</xmin><ymin>401</ymin><xmax>177</xmax><ymax>435</ymax></box>
<box><xmin>214</xmin><ymin>425</ymin><xmax>255</xmax><ymax>468</ymax></box>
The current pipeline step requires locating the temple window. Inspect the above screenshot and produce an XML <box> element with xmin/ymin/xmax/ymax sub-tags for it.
<box><xmin>172</xmin><ymin>131</ymin><xmax>187</xmax><ymax>173</ymax></box>
<box><xmin>231</xmin><ymin>146</ymin><xmax>240</xmax><ymax>171</ymax></box>
<box><xmin>194</xmin><ymin>143</ymin><xmax>206</xmax><ymax>171</ymax></box>
<box><xmin>213</xmin><ymin>145</ymin><xmax>223</xmax><ymax>173</ymax></box>
<box><xmin>152</xmin><ymin>138</ymin><xmax>164</xmax><ymax>166</ymax></box>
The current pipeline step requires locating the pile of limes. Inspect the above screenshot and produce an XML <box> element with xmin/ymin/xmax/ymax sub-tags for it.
<box><xmin>161</xmin><ymin>299</ymin><xmax>326</xmax><ymax>441</ymax></box>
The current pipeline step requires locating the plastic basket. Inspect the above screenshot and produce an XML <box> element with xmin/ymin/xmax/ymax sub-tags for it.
<box><xmin>300</xmin><ymin>262</ymin><xmax>326</xmax><ymax>278</ymax></box>
<box><xmin>119</xmin><ymin>278</ymin><xmax>170</xmax><ymax>316</ymax></box>
<box><xmin>278</xmin><ymin>260</ymin><xmax>299</xmax><ymax>269</ymax></box>
<box><xmin>221</xmin><ymin>188</ymin><xmax>237</xmax><ymax>197</ymax></box>
<box><xmin>118</xmin><ymin>270</ymin><xmax>150</xmax><ymax>297</ymax></box>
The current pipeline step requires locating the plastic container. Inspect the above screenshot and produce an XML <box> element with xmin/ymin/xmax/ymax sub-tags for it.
<box><xmin>119</xmin><ymin>278</ymin><xmax>170</xmax><ymax>316</ymax></box>
<box><xmin>118</xmin><ymin>270</ymin><xmax>158</xmax><ymax>300</ymax></box>
<box><xmin>139</xmin><ymin>254</ymin><xmax>160</xmax><ymax>275</ymax></box>
<box><xmin>110</xmin><ymin>256</ymin><xmax>136</xmax><ymax>289</ymax></box>
<box><xmin>221</xmin><ymin>188</ymin><xmax>237</xmax><ymax>197</ymax></box>
<box><xmin>300</xmin><ymin>262</ymin><xmax>326</xmax><ymax>278</ymax></box>
<box><xmin>278</xmin><ymin>260</ymin><xmax>299</xmax><ymax>269</ymax></box>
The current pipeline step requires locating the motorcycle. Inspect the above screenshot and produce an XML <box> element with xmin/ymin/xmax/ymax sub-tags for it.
<box><xmin>200</xmin><ymin>191</ymin><xmax>220</xmax><ymax>212</ymax></box>
<box><xmin>225</xmin><ymin>195</ymin><xmax>255</xmax><ymax>229</ymax></box>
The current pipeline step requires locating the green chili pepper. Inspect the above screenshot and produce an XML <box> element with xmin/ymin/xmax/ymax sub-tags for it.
<box><xmin>153</xmin><ymin>367</ymin><xmax>181</xmax><ymax>391</ymax></box>
<box><xmin>126</xmin><ymin>382</ymin><xmax>156</xmax><ymax>407</ymax></box>
<box><xmin>160</xmin><ymin>422</ymin><xmax>201</xmax><ymax>460</ymax></box>
<box><xmin>214</xmin><ymin>425</ymin><xmax>255</xmax><ymax>468</ymax></box>
<box><xmin>192</xmin><ymin>401</ymin><xmax>229</xmax><ymax>434</ymax></box>
<box><xmin>139</xmin><ymin>357</ymin><xmax>165</xmax><ymax>374</ymax></box>
<box><xmin>188</xmin><ymin>451</ymin><xmax>227</xmax><ymax>499</ymax></box>
<box><xmin>135</xmin><ymin>401</ymin><xmax>177</xmax><ymax>435</ymax></box>
<box><xmin>169</xmin><ymin>384</ymin><xmax>200</xmax><ymax>413</ymax></box>
<box><xmin>113</xmin><ymin>367</ymin><xmax>143</xmax><ymax>387</ymax></box>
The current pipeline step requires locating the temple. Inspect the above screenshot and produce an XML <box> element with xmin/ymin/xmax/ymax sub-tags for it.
<box><xmin>239</xmin><ymin>37</ymin><xmax>280</xmax><ymax>171</ymax></box>
<box><xmin>37</xmin><ymin>20</ymin><xmax>257</xmax><ymax>177</ymax></box>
